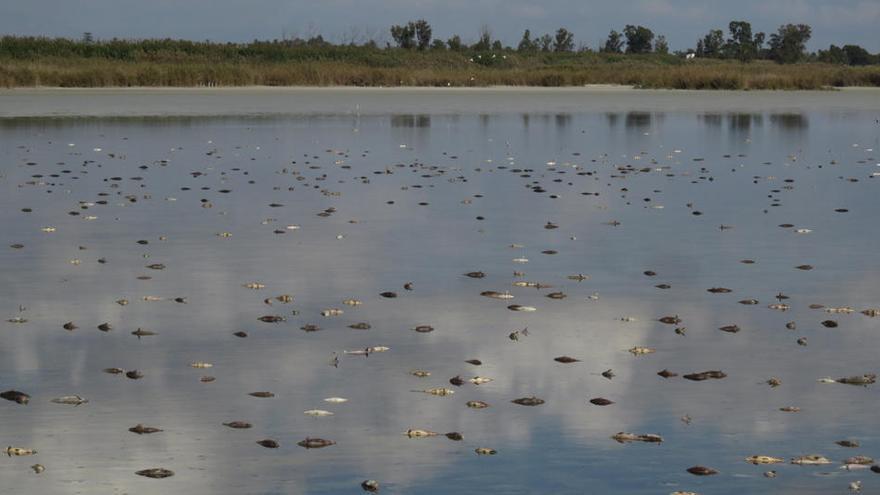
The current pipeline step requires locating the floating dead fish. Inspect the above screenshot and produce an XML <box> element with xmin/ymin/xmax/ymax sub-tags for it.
<box><xmin>146</xmin><ymin>263</ymin><xmax>165</xmax><ymax>270</ymax></box>
<box><xmin>837</xmin><ymin>440</ymin><xmax>860</xmax><ymax>448</ymax></box>
<box><xmin>837</xmin><ymin>374</ymin><xmax>876</xmax><ymax>386</ymax></box>
<box><xmin>298</xmin><ymin>438</ymin><xmax>336</xmax><ymax>449</ymax></box>
<box><xmin>249</xmin><ymin>391</ymin><xmax>275</xmax><ymax>398</ymax></box>
<box><xmin>467</xmin><ymin>400</ymin><xmax>490</xmax><ymax>409</ymax></box>
<box><xmin>142</xmin><ymin>295</ymin><xmax>163</xmax><ymax>302</ymax></box>
<box><xmin>97</xmin><ymin>322</ymin><xmax>112</xmax><ymax>332</ymax></box>
<box><xmin>368</xmin><ymin>346</ymin><xmax>390</xmax><ymax>353</ymax></box>
<box><xmin>411</xmin><ymin>370</ymin><xmax>431</xmax><ymax>377</ymax></box>
<box><xmin>257</xmin><ymin>439</ymin><xmax>280</xmax><ymax>448</ymax></box>
<box><xmin>126</xmin><ymin>370</ymin><xmax>144</xmax><ymax>380</ymax></box>
<box><xmin>739</xmin><ymin>299</ymin><xmax>760</xmax><ymax>305</ymax></box>
<box><xmin>243</xmin><ymin>282</ymin><xmax>266</xmax><ymax>289</ymax></box>
<box><xmin>768</xmin><ymin>304</ymin><xmax>790</xmax><ymax>311</ymax></box>
<box><xmin>258</xmin><ymin>315</ymin><xmax>285</xmax><ymax>323</ymax></box>
<box><xmin>190</xmin><ymin>362</ymin><xmax>213</xmax><ymax>369</ymax></box>
<box><xmin>546</xmin><ymin>292</ymin><xmax>567</xmax><ymax>299</ymax></box>
<box><xmin>412</xmin><ymin>325</ymin><xmax>434</xmax><ymax>333</ymax></box>
<box><xmin>342</xmin><ymin>298</ymin><xmax>362</xmax><ymax>306</ymax></box>
<box><xmin>684</xmin><ymin>370</ymin><xmax>727</xmax><ymax>381</ymax></box>
<box><xmin>746</xmin><ymin>455</ymin><xmax>784</xmax><ymax>465</ymax></box>
<box><xmin>507</xmin><ymin>305</ymin><xmax>536</xmax><ymax>312</ymax></box>
<box><xmin>707</xmin><ymin>287</ymin><xmax>732</xmax><ymax>293</ymax></box>
<box><xmin>324</xmin><ymin>397</ymin><xmax>348</xmax><ymax>403</ymax></box>
<box><xmin>590</xmin><ymin>398</ymin><xmax>614</xmax><ymax>406</ymax></box>
<box><xmin>786</xmin><ymin>321</ymin><xmax>797</xmax><ymax>330</ymax></box>
<box><xmin>791</xmin><ymin>455</ymin><xmax>832</xmax><ymax>465</ymax></box>
<box><xmin>655</xmin><ymin>284</ymin><xmax>671</xmax><ymax>289</ymax></box>
<box><xmin>349</xmin><ymin>322</ymin><xmax>371</xmax><ymax>330</ymax></box>
<box><xmin>223</xmin><ymin>421</ymin><xmax>252</xmax><ymax>429</ymax></box>
<box><xmin>475</xmin><ymin>447</ymin><xmax>497</xmax><ymax>455</ymax></box>
<box><xmin>719</xmin><ymin>325</ymin><xmax>741</xmax><ymax>333</ymax></box>
<box><xmin>129</xmin><ymin>424</ymin><xmax>162</xmax><ymax>434</ymax></box>
<box><xmin>658</xmin><ymin>369</ymin><xmax>678</xmax><ymax>378</ymax></box>
<box><xmin>276</xmin><ymin>294</ymin><xmax>294</xmax><ymax>303</ymax></box>
<box><xmin>116</xmin><ymin>299</ymin><xmax>129</xmax><ymax>306</ymax></box>
<box><xmin>233</xmin><ymin>331</ymin><xmax>248</xmax><ymax>338</ymax></box>
<box><xmin>767</xmin><ymin>377</ymin><xmax>782</xmax><ymax>388</ymax></box>
<box><xmin>628</xmin><ymin>347</ymin><xmax>655</xmax><ymax>355</ymax></box>
<box><xmin>687</xmin><ymin>466</ymin><xmax>718</xmax><ymax>476</ymax></box>
<box><xmin>304</xmin><ymin>409</ymin><xmax>334</xmax><ymax>417</ymax></box>
<box><xmin>469</xmin><ymin>376</ymin><xmax>493</xmax><ymax>385</ymax></box>
<box><xmin>380</xmin><ymin>291</ymin><xmax>397</xmax><ymax>298</ymax></box>
<box><xmin>511</xmin><ymin>396</ymin><xmax>544</xmax><ymax>406</ymax></box>
<box><xmin>62</xmin><ymin>321</ymin><xmax>78</xmax><ymax>331</ymax></box>
<box><xmin>464</xmin><ymin>272</ymin><xmax>486</xmax><ymax>279</ymax></box>
<box><xmin>51</xmin><ymin>395</ymin><xmax>88</xmax><ymax>406</ymax></box>
<box><xmin>413</xmin><ymin>388</ymin><xmax>454</xmax><ymax>396</ymax></box>
<box><xmin>301</xmin><ymin>324</ymin><xmax>321</xmax><ymax>332</ymax></box>
<box><xmin>30</xmin><ymin>464</ymin><xmax>45</xmax><ymax>474</ymax></box>
<box><xmin>602</xmin><ymin>369</ymin><xmax>615</xmax><ymax>379</ymax></box>
<box><xmin>481</xmin><ymin>291</ymin><xmax>514</xmax><ymax>299</ymax></box>
<box><xmin>796</xmin><ymin>264</ymin><xmax>814</xmax><ymax>271</ymax></box>
<box><xmin>780</xmin><ymin>406</ymin><xmax>801</xmax><ymax>412</ymax></box>
<box><xmin>764</xmin><ymin>471</ymin><xmax>777</xmax><ymax>478</ymax></box>
<box><xmin>321</xmin><ymin>308</ymin><xmax>343</xmax><ymax>317</ymax></box>
<box><xmin>200</xmin><ymin>376</ymin><xmax>215</xmax><ymax>383</ymax></box>
<box><xmin>103</xmin><ymin>367</ymin><xmax>125</xmax><ymax>375</ymax></box>
<box><xmin>568</xmin><ymin>274</ymin><xmax>590</xmax><ymax>281</ymax></box>
<box><xmin>554</xmin><ymin>356</ymin><xmax>580</xmax><ymax>363</ymax></box>
<box><xmin>822</xmin><ymin>320</ymin><xmax>839</xmax><ymax>328</ymax></box>
<box><xmin>466</xmin><ymin>359</ymin><xmax>482</xmax><ymax>366</ymax></box>
<box><xmin>449</xmin><ymin>375</ymin><xmax>465</xmax><ymax>386</ymax></box>
<box><xmin>658</xmin><ymin>315</ymin><xmax>681</xmax><ymax>325</ymax></box>
<box><xmin>132</xmin><ymin>328</ymin><xmax>156</xmax><ymax>337</ymax></box>
<box><xmin>6</xmin><ymin>447</ymin><xmax>37</xmax><ymax>456</ymax></box>
<box><xmin>845</xmin><ymin>456</ymin><xmax>874</xmax><ymax>465</ymax></box>
<box><xmin>861</xmin><ymin>308</ymin><xmax>880</xmax><ymax>317</ymax></box>
<box><xmin>7</xmin><ymin>316</ymin><xmax>27</xmax><ymax>323</ymax></box>
<box><xmin>826</xmin><ymin>306</ymin><xmax>855</xmax><ymax>314</ymax></box>
<box><xmin>405</xmin><ymin>429</ymin><xmax>438</xmax><ymax>438</ymax></box>
<box><xmin>612</xmin><ymin>432</ymin><xmax>662</xmax><ymax>443</ymax></box>
<box><xmin>361</xmin><ymin>480</ymin><xmax>380</xmax><ymax>492</ymax></box>
<box><xmin>1</xmin><ymin>390</ymin><xmax>31</xmax><ymax>405</ymax></box>
<box><xmin>136</xmin><ymin>468</ymin><xmax>174</xmax><ymax>479</ymax></box>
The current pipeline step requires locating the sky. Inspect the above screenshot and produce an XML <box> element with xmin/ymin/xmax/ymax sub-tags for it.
<box><xmin>2</xmin><ymin>0</ymin><xmax>878</xmax><ymax>52</ymax></box>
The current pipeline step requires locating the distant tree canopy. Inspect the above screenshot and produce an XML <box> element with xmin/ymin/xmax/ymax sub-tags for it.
<box><xmin>390</xmin><ymin>19</ymin><xmax>432</xmax><ymax>50</ymax></box>
<box><xmin>654</xmin><ymin>35</ymin><xmax>669</xmax><ymax>55</ymax></box>
<box><xmin>553</xmin><ymin>28</ymin><xmax>574</xmax><ymax>52</ymax></box>
<box><xmin>818</xmin><ymin>44</ymin><xmax>876</xmax><ymax>65</ymax></box>
<box><xmin>623</xmin><ymin>25</ymin><xmax>654</xmax><ymax>54</ymax></box>
<box><xmin>602</xmin><ymin>30</ymin><xmax>624</xmax><ymax>53</ymax></box>
<box><xmin>768</xmin><ymin>23</ymin><xmax>811</xmax><ymax>63</ymax></box>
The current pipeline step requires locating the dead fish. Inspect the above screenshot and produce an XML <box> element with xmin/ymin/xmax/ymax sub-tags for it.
<box><xmin>344</xmin><ymin>349</ymin><xmax>369</xmax><ymax>355</ymax></box>
<box><xmin>739</xmin><ymin>299</ymin><xmax>760</xmax><ymax>305</ymax></box>
<box><xmin>200</xmin><ymin>376</ymin><xmax>215</xmax><ymax>383</ymax></box>
<box><xmin>797</xmin><ymin>337</ymin><xmax>808</xmax><ymax>346</ymax></box>
<box><xmin>405</xmin><ymin>429</ymin><xmax>439</xmax><ymax>438</ymax></box>
<box><xmin>445</xmin><ymin>432</ymin><xmax>463</xmax><ymax>441</ymax></box>
<box><xmin>719</xmin><ymin>325</ymin><xmax>741</xmax><ymax>333</ymax></box>
<box><xmin>861</xmin><ymin>308</ymin><xmax>880</xmax><ymax>317</ymax></box>
<box><xmin>404</xmin><ymin>282</ymin><xmax>414</xmax><ymax>291</ymax></box>
<box><xmin>612</xmin><ymin>432</ymin><xmax>663</xmax><ymax>443</ymax></box>
<box><xmin>602</xmin><ymin>369</ymin><xmax>615</xmax><ymax>379</ymax></box>
<box><xmin>684</xmin><ymin>370</ymin><xmax>727</xmax><ymax>381</ymax></box>
<box><xmin>822</xmin><ymin>320</ymin><xmax>838</xmax><ymax>328</ymax></box>
<box><xmin>361</xmin><ymin>480</ymin><xmax>380</xmax><ymax>492</ymax></box>
<box><xmin>258</xmin><ymin>315</ymin><xmax>285</xmax><ymax>323</ymax></box>
<box><xmin>764</xmin><ymin>470</ymin><xmax>777</xmax><ymax>478</ymax></box>
<box><xmin>837</xmin><ymin>440</ymin><xmax>860</xmax><ymax>448</ymax></box>
<box><xmin>464</xmin><ymin>272</ymin><xmax>486</xmax><ymax>278</ymax></box>
<box><xmin>62</xmin><ymin>321</ymin><xmax>78</xmax><ymax>331</ymax></box>
<box><xmin>628</xmin><ymin>347</ymin><xmax>655</xmax><ymax>355</ymax></box>
<box><xmin>746</xmin><ymin>455</ymin><xmax>784</xmax><ymax>465</ymax></box>
<box><xmin>242</xmin><ymin>282</ymin><xmax>265</xmax><ymax>289</ymax></box>
<box><xmin>554</xmin><ymin>356</ymin><xmax>580</xmax><ymax>363</ymax></box>
<box><xmin>125</xmin><ymin>370</ymin><xmax>144</xmax><ymax>379</ymax></box>
<box><xmin>481</xmin><ymin>291</ymin><xmax>514</xmax><ymax>299</ymax></box>
<box><xmin>349</xmin><ymin>322</ymin><xmax>371</xmax><ymax>330</ymax></box>
<box><xmin>767</xmin><ymin>377</ymin><xmax>782</xmax><ymax>388</ymax></box>
<box><xmin>837</xmin><ymin>374</ymin><xmax>876</xmax><ymax>386</ymax></box>
<box><xmin>590</xmin><ymin>398</ymin><xmax>614</xmax><ymax>406</ymax></box>
<box><xmin>30</xmin><ymin>464</ymin><xmax>45</xmax><ymax>474</ymax></box>
<box><xmin>546</xmin><ymin>292</ymin><xmax>567</xmax><ymax>299</ymax></box>
<box><xmin>249</xmin><ymin>391</ymin><xmax>275</xmax><ymax>398</ymax></box>
<box><xmin>380</xmin><ymin>291</ymin><xmax>397</xmax><ymax>298</ymax></box>
<box><xmin>850</xmin><ymin>481</ymin><xmax>862</xmax><ymax>492</ymax></box>
<box><xmin>655</xmin><ymin>284</ymin><xmax>671</xmax><ymax>289</ymax></box>
<box><xmin>507</xmin><ymin>305</ymin><xmax>536</xmax><ymax>312</ymax></box>
<box><xmin>97</xmin><ymin>322</ymin><xmax>112</xmax><ymax>332</ymax></box>
<box><xmin>301</xmin><ymin>324</ymin><xmax>321</xmax><ymax>332</ymax></box>
<box><xmin>796</xmin><ymin>264</ymin><xmax>814</xmax><ymax>271</ymax></box>
<box><xmin>129</xmin><ymin>424</ymin><xmax>162</xmax><ymax>434</ymax></box>
<box><xmin>50</xmin><ymin>395</ymin><xmax>88</xmax><ymax>406</ymax></box>
<box><xmin>146</xmin><ymin>263</ymin><xmax>166</xmax><ymax>270</ymax></box>
<box><xmin>707</xmin><ymin>287</ymin><xmax>732</xmax><ymax>293</ymax></box>
<box><xmin>324</xmin><ymin>397</ymin><xmax>348</xmax><ymax>403</ymax></box>
<box><xmin>469</xmin><ymin>376</ymin><xmax>493</xmax><ymax>385</ymax></box>
<box><xmin>321</xmin><ymin>308</ymin><xmax>344</xmax><ymax>317</ymax></box>
<box><xmin>1</xmin><ymin>390</ymin><xmax>31</xmax><ymax>405</ymax></box>
<box><xmin>223</xmin><ymin>421</ymin><xmax>252</xmax><ymax>429</ymax></box>
<box><xmin>6</xmin><ymin>446</ymin><xmax>37</xmax><ymax>456</ymax></box>
<box><xmin>845</xmin><ymin>456</ymin><xmax>874</xmax><ymax>465</ymax></box>
<box><xmin>786</xmin><ymin>321</ymin><xmax>797</xmax><ymax>330</ymax></box>
<box><xmin>467</xmin><ymin>400</ymin><xmax>490</xmax><ymax>409</ymax></box>
<box><xmin>511</xmin><ymin>396</ymin><xmax>544</xmax><ymax>406</ymax></box>
<box><xmin>809</xmin><ymin>304</ymin><xmax>826</xmax><ymax>309</ymax></box>
<box><xmin>7</xmin><ymin>316</ymin><xmax>27</xmax><ymax>323</ymax></box>
<box><xmin>142</xmin><ymin>295</ymin><xmax>163</xmax><ymax>302</ymax></box>
<box><xmin>304</xmin><ymin>409</ymin><xmax>334</xmax><ymax>417</ymax></box>
<box><xmin>368</xmin><ymin>346</ymin><xmax>390</xmax><ymax>353</ymax></box>
<box><xmin>567</xmin><ymin>274</ymin><xmax>590</xmax><ymax>281</ymax></box>
<box><xmin>827</xmin><ymin>306</ymin><xmax>855</xmax><ymax>314</ymax></box>
<box><xmin>768</xmin><ymin>303</ymin><xmax>790</xmax><ymax>311</ymax></box>
<box><xmin>413</xmin><ymin>388</ymin><xmax>454</xmax><ymax>396</ymax></box>
<box><xmin>791</xmin><ymin>455</ymin><xmax>832</xmax><ymax>465</ymax></box>
<box><xmin>103</xmin><ymin>367</ymin><xmax>125</xmax><ymax>375</ymax></box>
<box><xmin>233</xmin><ymin>331</ymin><xmax>248</xmax><ymax>338</ymax></box>
<box><xmin>644</xmin><ymin>270</ymin><xmax>657</xmax><ymax>276</ymax></box>
<box><xmin>135</xmin><ymin>468</ymin><xmax>174</xmax><ymax>479</ymax></box>
<box><xmin>412</xmin><ymin>325</ymin><xmax>434</xmax><ymax>333</ymax></box>
<box><xmin>466</xmin><ymin>359</ymin><xmax>482</xmax><ymax>366</ymax></box>
<box><xmin>116</xmin><ymin>299</ymin><xmax>129</xmax><ymax>306</ymax></box>
<box><xmin>257</xmin><ymin>439</ymin><xmax>280</xmax><ymax>448</ymax></box>
<box><xmin>131</xmin><ymin>328</ymin><xmax>156</xmax><ymax>337</ymax></box>
<box><xmin>780</xmin><ymin>406</ymin><xmax>801</xmax><ymax>412</ymax></box>
<box><xmin>658</xmin><ymin>315</ymin><xmax>681</xmax><ymax>325</ymax></box>
<box><xmin>411</xmin><ymin>370</ymin><xmax>431</xmax><ymax>377</ymax></box>
<box><xmin>658</xmin><ymin>369</ymin><xmax>678</xmax><ymax>378</ymax></box>
<box><xmin>190</xmin><ymin>362</ymin><xmax>213</xmax><ymax>369</ymax></box>
<box><xmin>342</xmin><ymin>298</ymin><xmax>361</xmax><ymax>306</ymax></box>
<box><xmin>276</xmin><ymin>294</ymin><xmax>294</xmax><ymax>303</ymax></box>
<box><xmin>687</xmin><ymin>466</ymin><xmax>718</xmax><ymax>476</ymax></box>
<box><xmin>475</xmin><ymin>447</ymin><xmax>497</xmax><ymax>455</ymax></box>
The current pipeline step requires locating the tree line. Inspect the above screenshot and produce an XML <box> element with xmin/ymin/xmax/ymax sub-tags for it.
<box><xmin>1</xmin><ymin>20</ymin><xmax>877</xmax><ymax>66</ymax></box>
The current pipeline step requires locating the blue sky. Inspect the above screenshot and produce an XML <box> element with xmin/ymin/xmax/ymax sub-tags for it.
<box><xmin>2</xmin><ymin>0</ymin><xmax>878</xmax><ymax>51</ymax></box>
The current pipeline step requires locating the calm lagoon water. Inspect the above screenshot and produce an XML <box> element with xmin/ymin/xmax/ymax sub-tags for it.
<box><xmin>1</xmin><ymin>89</ymin><xmax>879</xmax><ymax>494</ymax></box>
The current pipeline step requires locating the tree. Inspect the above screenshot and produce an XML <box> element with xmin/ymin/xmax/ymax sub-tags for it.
<box><xmin>81</xmin><ymin>32</ymin><xmax>94</xmax><ymax>44</ymax></box>
<box><xmin>602</xmin><ymin>30</ymin><xmax>623</xmax><ymax>53</ymax></box>
<box><xmin>726</xmin><ymin>21</ymin><xmax>762</xmax><ymax>62</ymax></box>
<box><xmin>539</xmin><ymin>34</ymin><xmax>553</xmax><ymax>52</ymax></box>
<box><xmin>654</xmin><ymin>35</ymin><xmax>668</xmax><ymax>54</ymax></box>
<box><xmin>390</xmin><ymin>23</ymin><xmax>415</xmax><ymax>49</ymax></box>
<box><xmin>553</xmin><ymin>28</ymin><xmax>574</xmax><ymax>52</ymax></box>
<box><xmin>768</xmin><ymin>24</ymin><xmax>811</xmax><ymax>63</ymax></box>
<box><xmin>414</xmin><ymin>19</ymin><xmax>432</xmax><ymax>50</ymax></box>
<box><xmin>623</xmin><ymin>25</ymin><xmax>654</xmax><ymax>54</ymax></box>
<box><xmin>430</xmin><ymin>39</ymin><xmax>446</xmax><ymax>50</ymax></box>
<box><xmin>697</xmin><ymin>29</ymin><xmax>724</xmax><ymax>57</ymax></box>
<box><xmin>517</xmin><ymin>29</ymin><xmax>536</xmax><ymax>52</ymax></box>
<box><xmin>447</xmin><ymin>35</ymin><xmax>463</xmax><ymax>51</ymax></box>
<box><xmin>842</xmin><ymin>44</ymin><xmax>871</xmax><ymax>65</ymax></box>
<box><xmin>818</xmin><ymin>44</ymin><xmax>848</xmax><ymax>64</ymax></box>
<box><xmin>472</xmin><ymin>25</ymin><xmax>492</xmax><ymax>51</ymax></box>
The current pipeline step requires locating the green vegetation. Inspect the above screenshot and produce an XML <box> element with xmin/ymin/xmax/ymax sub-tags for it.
<box><xmin>1</xmin><ymin>19</ymin><xmax>878</xmax><ymax>89</ymax></box>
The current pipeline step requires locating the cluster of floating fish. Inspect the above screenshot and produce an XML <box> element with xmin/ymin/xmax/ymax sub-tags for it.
<box><xmin>1</xmin><ymin>117</ymin><xmax>878</xmax><ymax>495</ymax></box>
